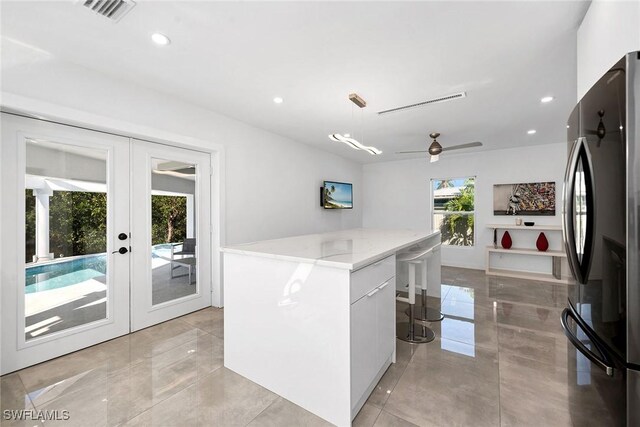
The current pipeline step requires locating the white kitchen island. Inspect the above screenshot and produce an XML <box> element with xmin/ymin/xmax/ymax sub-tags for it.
<box><xmin>222</xmin><ymin>228</ymin><xmax>441</xmax><ymax>426</ymax></box>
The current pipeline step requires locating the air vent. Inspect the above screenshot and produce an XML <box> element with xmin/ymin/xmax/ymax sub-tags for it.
<box><xmin>377</xmin><ymin>92</ymin><xmax>466</xmax><ymax>115</ymax></box>
<box><xmin>82</xmin><ymin>0</ymin><xmax>136</xmax><ymax>22</ymax></box>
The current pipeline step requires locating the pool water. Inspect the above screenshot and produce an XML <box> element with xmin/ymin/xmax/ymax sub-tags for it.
<box><xmin>25</xmin><ymin>245</ymin><xmax>174</xmax><ymax>294</ymax></box>
<box><xmin>25</xmin><ymin>254</ymin><xmax>107</xmax><ymax>294</ymax></box>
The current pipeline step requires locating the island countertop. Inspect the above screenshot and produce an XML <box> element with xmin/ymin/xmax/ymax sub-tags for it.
<box><xmin>221</xmin><ymin>228</ymin><xmax>440</xmax><ymax>270</ymax></box>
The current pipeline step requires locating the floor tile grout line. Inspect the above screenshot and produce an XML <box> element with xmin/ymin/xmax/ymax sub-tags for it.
<box><xmin>21</xmin><ymin>326</ymin><xmax>215</xmax><ymax>418</ymax></box>
<box><xmin>11</xmin><ymin>314</ymin><xmax>215</xmax><ymax>403</ymax></box>
<box><xmin>122</xmin><ymin>365</ymin><xmax>225</xmax><ymax>427</ymax></box>
<box><xmin>370</xmin><ymin>406</ymin><xmax>383</xmax><ymax>426</ymax></box>
<box><xmin>495</xmin><ymin>292</ymin><xmax>503</xmax><ymax>427</ymax></box>
<box><xmin>242</xmin><ymin>394</ymin><xmax>281</xmax><ymax>426</ymax></box>
<box><xmin>373</xmin><ymin>338</ymin><xmax>422</xmax><ymax>426</ymax></box>
<box><xmin>44</xmin><ymin>360</ymin><xmax>199</xmax><ymax>426</ymax></box>
<box><xmin>18</xmin><ymin>364</ymin><xmax>115</xmax><ymax>410</ymax></box>
<box><xmin>123</xmin><ymin>382</ymin><xmax>198</xmax><ymax>427</ymax></box>
<box><xmin>16</xmin><ymin>372</ymin><xmax>39</xmax><ymax>412</ymax></box>
<box><xmin>381</xmin><ymin>343</ymin><xmax>414</xmax><ymax>410</ymax></box>
<box><xmin>179</xmin><ymin>319</ymin><xmax>224</xmax><ymax>340</ymax></box>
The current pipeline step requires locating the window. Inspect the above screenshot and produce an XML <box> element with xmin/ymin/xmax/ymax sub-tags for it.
<box><xmin>431</xmin><ymin>177</ymin><xmax>475</xmax><ymax>246</ymax></box>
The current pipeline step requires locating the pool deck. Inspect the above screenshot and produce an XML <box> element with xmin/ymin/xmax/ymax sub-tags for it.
<box><xmin>25</xmin><ymin>260</ymin><xmax>197</xmax><ymax>340</ymax></box>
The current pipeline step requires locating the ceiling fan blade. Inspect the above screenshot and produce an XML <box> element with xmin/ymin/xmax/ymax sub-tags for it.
<box><xmin>173</xmin><ymin>167</ymin><xmax>196</xmax><ymax>175</ymax></box>
<box><xmin>395</xmin><ymin>150</ymin><xmax>429</xmax><ymax>154</ymax></box>
<box><xmin>441</xmin><ymin>141</ymin><xmax>483</xmax><ymax>152</ymax></box>
<box><xmin>156</xmin><ymin>161</ymin><xmax>195</xmax><ymax>172</ymax></box>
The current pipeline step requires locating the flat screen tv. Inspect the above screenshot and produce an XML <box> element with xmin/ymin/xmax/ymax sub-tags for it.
<box><xmin>322</xmin><ymin>181</ymin><xmax>353</xmax><ymax>209</ymax></box>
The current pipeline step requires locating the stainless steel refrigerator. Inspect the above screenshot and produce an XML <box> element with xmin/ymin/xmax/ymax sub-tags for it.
<box><xmin>561</xmin><ymin>51</ymin><xmax>640</xmax><ymax>426</ymax></box>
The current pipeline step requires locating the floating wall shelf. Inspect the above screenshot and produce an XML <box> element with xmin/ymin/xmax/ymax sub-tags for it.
<box><xmin>485</xmin><ymin>225</ymin><xmax>572</xmax><ymax>284</ymax></box>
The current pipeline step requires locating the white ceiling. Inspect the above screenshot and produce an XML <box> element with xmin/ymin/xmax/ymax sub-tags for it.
<box><xmin>0</xmin><ymin>1</ymin><xmax>590</xmax><ymax>164</ymax></box>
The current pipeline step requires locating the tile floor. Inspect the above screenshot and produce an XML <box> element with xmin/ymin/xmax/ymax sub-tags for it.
<box><xmin>1</xmin><ymin>267</ymin><xmax>616</xmax><ymax>426</ymax></box>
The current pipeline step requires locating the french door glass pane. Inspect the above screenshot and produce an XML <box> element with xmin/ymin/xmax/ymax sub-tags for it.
<box><xmin>151</xmin><ymin>158</ymin><xmax>197</xmax><ymax>305</ymax></box>
<box><xmin>24</xmin><ymin>138</ymin><xmax>108</xmax><ymax>340</ymax></box>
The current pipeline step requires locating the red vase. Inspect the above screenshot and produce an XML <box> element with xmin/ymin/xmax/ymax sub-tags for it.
<box><xmin>536</xmin><ymin>232</ymin><xmax>549</xmax><ymax>252</ymax></box>
<box><xmin>501</xmin><ymin>231</ymin><xmax>512</xmax><ymax>249</ymax></box>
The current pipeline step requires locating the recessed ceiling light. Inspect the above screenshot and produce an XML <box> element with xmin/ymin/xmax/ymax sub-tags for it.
<box><xmin>540</xmin><ymin>96</ymin><xmax>554</xmax><ymax>103</ymax></box>
<box><xmin>273</xmin><ymin>97</ymin><xmax>284</xmax><ymax>104</ymax></box>
<box><xmin>527</xmin><ymin>129</ymin><xmax>537</xmax><ymax>135</ymax></box>
<box><xmin>344</xmin><ymin>133</ymin><xmax>351</xmax><ymax>137</ymax></box>
<box><xmin>151</xmin><ymin>33</ymin><xmax>171</xmax><ymax>46</ymax></box>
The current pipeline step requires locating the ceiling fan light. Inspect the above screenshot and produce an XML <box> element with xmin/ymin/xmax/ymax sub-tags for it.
<box><xmin>428</xmin><ymin>140</ymin><xmax>442</xmax><ymax>156</ymax></box>
<box><xmin>430</xmin><ymin>154</ymin><xmax>439</xmax><ymax>163</ymax></box>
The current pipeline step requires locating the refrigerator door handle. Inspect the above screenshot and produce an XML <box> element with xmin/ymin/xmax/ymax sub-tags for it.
<box><xmin>579</xmin><ymin>138</ymin><xmax>596</xmax><ymax>282</ymax></box>
<box><xmin>562</xmin><ymin>137</ymin><xmax>596</xmax><ymax>284</ymax></box>
<box><xmin>562</xmin><ymin>139</ymin><xmax>583</xmax><ymax>282</ymax></box>
<box><xmin>561</xmin><ymin>307</ymin><xmax>615</xmax><ymax>377</ymax></box>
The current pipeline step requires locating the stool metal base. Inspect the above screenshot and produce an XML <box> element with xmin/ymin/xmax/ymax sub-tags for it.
<box><xmin>396</xmin><ymin>322</ymin><xmax>435</xmax><ymax>344</ymax></box>
<box><xmin>406</xmin><ymin>306</ymin><xmax>445</xmax><ymax>322</ymax></box>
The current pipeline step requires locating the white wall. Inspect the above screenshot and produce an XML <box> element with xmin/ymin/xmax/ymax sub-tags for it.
<box><xmin>577</xmin><ymin>0</ymin><xmax>640</xmax><ymax>100</ymax></box>
<box><xmin>1</xmin><ymin>58</ymin><xmax>363</xmax><ymax>246</ymax></box>
<box><xmin>362</xmin><ymin>143</ymin><xmax>567</xmax><ymax>271</ymax></box>
<box><xmin>2</xmin><ymin>56</ymin><xmax>363</xmax><ymax>307</ymax></box>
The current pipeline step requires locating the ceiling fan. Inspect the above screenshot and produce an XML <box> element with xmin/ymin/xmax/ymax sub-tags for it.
<box><xmin>395</xmin><ymin>132</ymin><xmax>483</xmax><ymax>162</ymax></box>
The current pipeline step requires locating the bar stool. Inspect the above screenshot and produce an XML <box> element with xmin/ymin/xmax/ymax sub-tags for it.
<box><xmin>405</xmin><ymin>244</ymin><xmax>444</xmax><ymax>322</ymax></box>
<box><xmin>396</xmin><ymin>248</ymin><xmax>435</xmax><ymax>344</ymax></box>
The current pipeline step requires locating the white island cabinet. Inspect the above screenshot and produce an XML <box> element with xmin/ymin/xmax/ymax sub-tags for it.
<box><xmin>222</xmin><ymin>228</ymin><xmax>441</xmax><ymax>426</ymax></box>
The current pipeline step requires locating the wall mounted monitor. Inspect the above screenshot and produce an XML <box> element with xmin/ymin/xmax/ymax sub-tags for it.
<box><xmin>321</xmin><ymin>181</ymin><xmax>353</xmax><ymax>209</ymax></box>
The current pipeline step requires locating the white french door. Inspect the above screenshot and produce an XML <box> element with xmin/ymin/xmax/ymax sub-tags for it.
<box><xmin>130</xmin><ymin>139</ymin><xmax>211</xmax><ymax>331</ymax></box>
<box><xmin>1</xmin><ymin>114</ymin><xmax>131</xmax><ymax>373</ymax></box>
<box><xmin>0</xmin><ymin>114</ymin><xmax>213</xmax><ymax>374</ymax></box>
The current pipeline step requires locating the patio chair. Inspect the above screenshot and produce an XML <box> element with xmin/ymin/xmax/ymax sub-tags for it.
<box><xmin>170</xmin><ymin>238</ymin><xmax>196</xmax><ymax>282</ymax></box>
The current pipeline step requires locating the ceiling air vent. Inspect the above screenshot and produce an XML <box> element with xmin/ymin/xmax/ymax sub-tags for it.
<box><xmin>377</xmin><ymin>91</ymin><xmax>466</xmax><ymax>115</ymax></box>
<box><xmin>81</xmin><ymin>0</ymin><xmax>136</xmax><ymax>22</ymax></box>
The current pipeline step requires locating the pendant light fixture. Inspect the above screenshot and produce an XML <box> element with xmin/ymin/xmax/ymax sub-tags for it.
<box><xmin>328</xmin><ymin>93</ymin><xmax>382</xmax><ymax>155</ymax></box>
<box><xmin>328</xmin><ymin>133</ymin><xmax>382</xmax><ymax>155</ymax></box>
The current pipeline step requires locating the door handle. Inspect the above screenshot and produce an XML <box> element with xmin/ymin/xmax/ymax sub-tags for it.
<box><xmin>561</xmin><ymin>308</ymin><xmax>615</xmax><ymax>376</ymax></box>
<box><xmin>112</xmin><ymin>247</ymin><xmax>129</xmax><ymax>255</ymax></box>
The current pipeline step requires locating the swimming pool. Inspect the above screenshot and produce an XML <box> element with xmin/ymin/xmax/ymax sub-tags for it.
<box><xmin>25</xmin><ymin>244</ymin><xmax>175</xmax><ymax>294</ymax></box>
<box><xmin>25</xmin><ymin>254</ymin><xmax>107</xmax><ymax>294</ymax></box>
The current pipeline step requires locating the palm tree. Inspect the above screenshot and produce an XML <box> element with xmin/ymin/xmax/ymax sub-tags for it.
<box><xmin>436</xmin><ymin>180</ymin><xmax>454</xmax><ymax>189</ymax></box>
<box><xmin>440</xmin><ymin>179</ymin><xmax>475</xmax><ymax>246</ymax></box>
